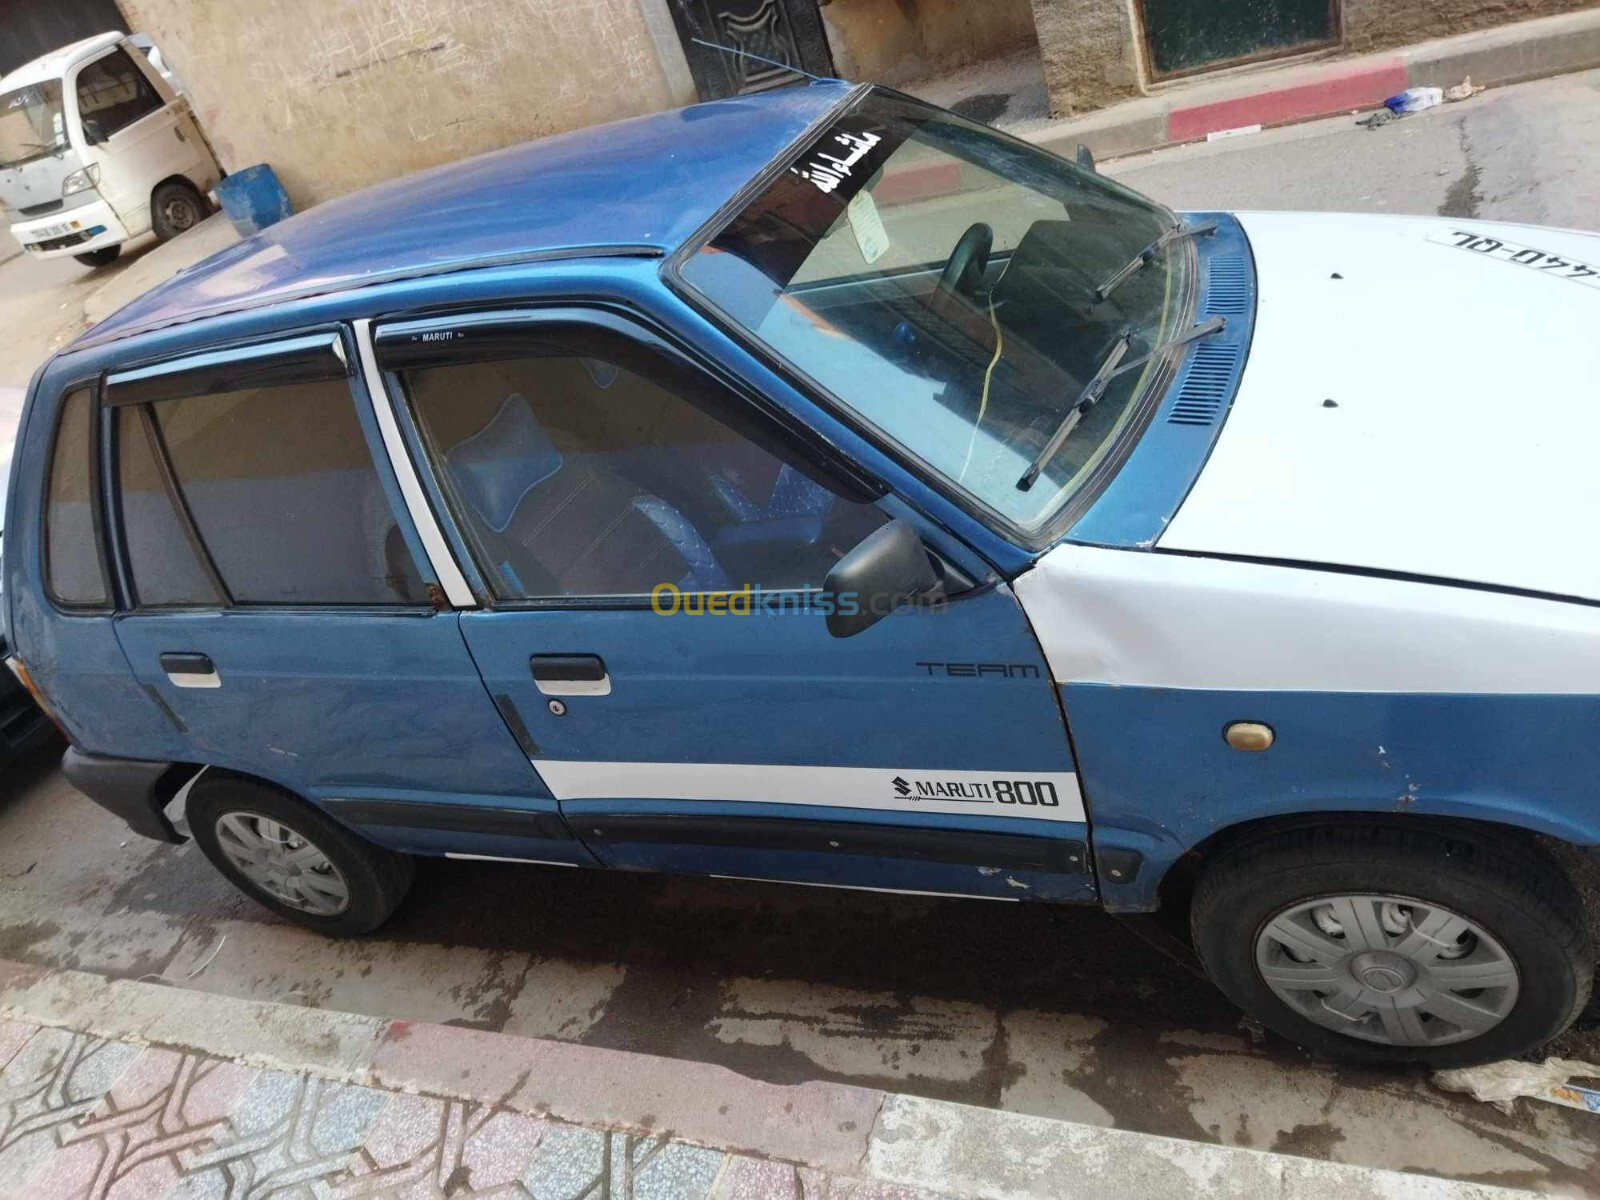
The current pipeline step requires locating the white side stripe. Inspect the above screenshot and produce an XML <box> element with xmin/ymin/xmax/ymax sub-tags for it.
<box><xmin>445</xmin><ymin>853</ymin><xmax>580</xmax><ymax>866</ymax></box>
<box><xmin>710</xmin><ymin>874</ymin><xmax>1019</xmax><ymax>901</ymax></box>
<box><xmin>534</xmin><ymin>760</ymin><xmax>1086</xmax><ymax>823</ymax></box>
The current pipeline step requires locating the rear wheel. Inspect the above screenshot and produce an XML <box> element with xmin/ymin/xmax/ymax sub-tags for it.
<box><xmin>73</xmin><ymin>245</ymin><xmax>121</xmax><ymax>268</ymax></box>
<box><xmin>151</xmin><ymin>179</ymin><xmax>208</xmax><ymax>240</ymax></box>
<box><xmin>1191</xmin><ymin>824</ymin><xmax>1593</xmax><ymax>1067</ymax></box>
<box><xmin>188</xmin><ymin>774</ymin><xmax>413</xmax><ymax>935</ymax></box>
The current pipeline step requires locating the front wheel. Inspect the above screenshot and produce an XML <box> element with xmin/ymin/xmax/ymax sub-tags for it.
<box><xmin>188</xmin><ymin>774</ymin><xmax>414</xmax><ymax>935</ymax></box>
<box><xmin>1191</xmin><ymin>824</ymin><xmax>1593</xmax><ymax>1067</ymax></box>
<box><xmin>151</xmin><ymin>179</ymin><xmax>209</xmax><ymax>241</ymax></box>
<box><xmin>73</xmin><ymin>245</ymin><xmax>121</xmax><ymax>268</ymax></box>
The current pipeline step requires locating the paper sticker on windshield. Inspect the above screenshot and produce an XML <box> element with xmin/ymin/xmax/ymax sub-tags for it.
<box><xmin>847</xmin><ymin>192</ymin><xmax>890</xmax><ymax>264</ymax></box>
<box><xmin>1428</xmin><ymin>229</ymin><xmax>1600</xmax><ymax>289</ymax></box>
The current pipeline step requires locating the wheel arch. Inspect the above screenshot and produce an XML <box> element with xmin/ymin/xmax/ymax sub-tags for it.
<box><xmin>1148</xmin><ymin>809</ymin><xmax>1597</xmax><ymax>950</ymax></box>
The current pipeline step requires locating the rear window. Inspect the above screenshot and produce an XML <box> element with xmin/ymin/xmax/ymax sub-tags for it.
<box><xmin>44</xmin><ymin>388</ymin><xmax>106</xmax><ymax>607</ymax></box>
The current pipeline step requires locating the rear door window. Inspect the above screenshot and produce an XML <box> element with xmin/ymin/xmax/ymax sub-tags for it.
<box><xmin>44</xmin><ymin>387</ymin><xmax>106</xmax><ymax>607</ymax></box>
<box><xmin>115</xmin><ymin>375</ymin><xmax>427</xmax><ymax>607</ymax></box>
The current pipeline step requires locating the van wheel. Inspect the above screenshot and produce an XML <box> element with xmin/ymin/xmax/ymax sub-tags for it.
<box><xmin>188</xmin><ymin>775</ymin><xmax>414</xmax><ymax>935</ymax></box>
<box><xmin>73</xmin><ymin>246</ymin><xmax>121</xmax><ymax>268</ymax></box>
<box><xmin>1190</xmin><ymin>824</ymin><xmax>1593</xmax><ymax>1068</ymax></box>
<box><xmin>151</xmin><ymin>180</ymin><xmax>208</xmax><ymax>240</ymax></box>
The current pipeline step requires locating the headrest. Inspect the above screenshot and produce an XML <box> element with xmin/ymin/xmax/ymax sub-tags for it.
<box><xmin>446</xmin><ymin>393</ymin><xmax>563</xmax><ymax>533</ymax></box>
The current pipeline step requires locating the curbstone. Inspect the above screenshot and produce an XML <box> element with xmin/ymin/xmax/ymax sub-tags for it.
<box><xmin>367</xmin><ymin>1018</ymin><xmax>886</xmax><ymax>1174</ymax></box>
<box><xmin>863</xmin><ymin>1094</ymin><xmax>1532</xmax><ymax>1200</ymax></box>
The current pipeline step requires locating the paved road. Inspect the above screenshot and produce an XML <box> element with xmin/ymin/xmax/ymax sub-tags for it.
<box><xmin>1</xmin><ymin>69</ymin><xmax>1599</xmax><ymax>1192</ymax></box>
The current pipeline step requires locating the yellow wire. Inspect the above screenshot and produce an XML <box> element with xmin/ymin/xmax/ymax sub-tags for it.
<box><xmin>959</xmin><ymin>296</ymin><xmax>1003</xmax><ymax>484</ymax></box>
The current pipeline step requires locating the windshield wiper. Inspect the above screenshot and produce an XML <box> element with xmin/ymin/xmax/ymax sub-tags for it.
<box><xmin>1017</xmin><ymin>330</ymin><xmax>1134</xmax><ymax>492</ymax></box>
<box><xmin>1107</xmin><ymin>315</ymin><xmax>1226</xmax><ymax>379</ymax></box>
<box><xmin>1094</xmin><ymin>219</ymin><xmax>1218</xmax><ymax>303</ymax></box>
<box><xmin>1015</xmin><ymin>316</ymin><xmax>1227</xmax><ymax>492</ymax></box>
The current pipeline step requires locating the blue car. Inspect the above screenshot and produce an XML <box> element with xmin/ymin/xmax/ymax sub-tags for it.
<box><xmin>6</xmin><ymin>82</ymin><xmax>1597</xmax><ymax>1067</ymax></box>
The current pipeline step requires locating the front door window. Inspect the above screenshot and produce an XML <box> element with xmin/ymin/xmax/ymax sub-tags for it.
<box><xmin>397</xmin><ymin>343</ymin><xmax>885</xmax><ymax>604</ymax></box>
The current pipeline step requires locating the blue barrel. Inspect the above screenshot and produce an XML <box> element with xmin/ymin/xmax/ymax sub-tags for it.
<box><xmin>215</xmin><ymin>165</ymin><xmax>294</xmax><ymax>237</ymax></box>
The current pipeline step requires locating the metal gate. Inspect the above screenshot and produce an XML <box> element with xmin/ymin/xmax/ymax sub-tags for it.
<box><xmin>1138</xmin><ymin>0</ymin><xmax>1337</xmax><ymax>79</ymax></box>
<box><xmin>0</xmin><ymin>0</ymin><xmax>129</xmax><ymax>76</ymax></box>
<box><xmin>666</xmin><ymin>0</ymin><xmax>836</xmax><ymax>101</ymax></box>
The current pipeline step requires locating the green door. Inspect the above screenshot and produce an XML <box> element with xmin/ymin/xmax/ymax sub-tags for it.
<box><xmin>1140</xmin><ymin>0</ymin><xmax>1336</xmax><ymax>77</ymax></box>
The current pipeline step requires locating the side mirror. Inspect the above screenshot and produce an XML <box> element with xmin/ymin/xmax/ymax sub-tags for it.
<box><xmin>1075</xmin><ymin>143</ymin><xmax>1096</xmax><ymax>173</ymax></box>
<box><xmin>81</xmin><ymin>118</ymin><xmax>105</xmax><ymax>146</ymax></box>
<box><xmin>823</xmin><ymin>519</ymin><xmax>941</xmax><ymax>639</ymax></box>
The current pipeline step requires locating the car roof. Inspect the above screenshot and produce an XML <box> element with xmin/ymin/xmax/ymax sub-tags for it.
<box><xmin>0</xmin><ymin>32</ymin><xmax>123</xmax><ymax>92</ymax></box>
<box><xmin>79</xmin><ymin>81</ymin><xmax>853</xmax><ymax>350</ymax></box>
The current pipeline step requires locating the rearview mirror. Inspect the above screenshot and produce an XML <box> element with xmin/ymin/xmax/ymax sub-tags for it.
<box><xmin>1075</xmin><ymin>143</ymin><xmax>1096</xmax><ymax>172</ymax></box>
<box><xmin>823</xmin><ymin>519</ymin><xmax>941</xmax><ymax>639</ymax></box>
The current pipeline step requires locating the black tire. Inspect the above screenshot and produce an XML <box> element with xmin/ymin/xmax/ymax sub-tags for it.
<box><xmin>150</xmin><ymin>179</ymin><xmax>209</xmax><ymax>241</ymax></box>
<box><xmin>187</xmin><ymin>773</ymin><xmax>414</xmax><ymax>935</ymax></box>
<box><xmin>1191</xmin><ymin>823</ymin><xmax>1593</xmax><ymax>1068</ymax></box>
<box><xmin>73</xmin><ymin>245</ymin><xmax>121</xmax><ymax>268</ymax></box>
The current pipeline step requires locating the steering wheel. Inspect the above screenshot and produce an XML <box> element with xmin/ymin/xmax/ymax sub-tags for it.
<box><xmin>935</xmin><ymin>222</ymin><xmax>994</xmax><ymax>301</ymax></box>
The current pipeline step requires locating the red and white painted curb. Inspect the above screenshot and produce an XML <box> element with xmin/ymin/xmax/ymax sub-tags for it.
<box><xmin>1165</xmin><ymin>57</ymin><xmax>1410</xmax><ymax>143</ymax></box>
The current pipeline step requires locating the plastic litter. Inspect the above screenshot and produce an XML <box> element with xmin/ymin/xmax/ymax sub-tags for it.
<box><xmin>1383</xmin><ymin>86</ymin><xmax>1444</xmax><ymax>114</ymax></box>
<box><xmin>1433</xmin><ymin>1057</ymin><xmax>1600</xmax><ymax>1115</ymax></box>
<box><xmin>1445</xmin><ymin>76</ymin><xmax>1485</xmax><ymax>102</ymax></box>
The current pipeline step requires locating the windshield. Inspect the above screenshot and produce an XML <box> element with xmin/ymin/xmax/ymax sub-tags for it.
<box><xmin>0</xmin><ymin>80</ymin><xmax>67</xmax><ymax>169</ymax></box>
<box><xmin>676</xmin><ymin>88</ymin><xmax>1192</xmax><ymax>534</ymax></box>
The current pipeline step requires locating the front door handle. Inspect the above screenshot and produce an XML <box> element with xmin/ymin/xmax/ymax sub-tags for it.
<box><xmin>159</xmin><ymin>652</ymin><xmax>220</xmax><ymax>689</ymax></box>
<box><xmin>529</xmin><ymin>654</ymin><xmax>610</xmax><ymax>697</ymax></box>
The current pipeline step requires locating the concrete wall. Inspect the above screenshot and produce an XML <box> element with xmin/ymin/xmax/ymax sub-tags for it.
<box><xmin>1342</xmin><ymin>0</ymin><xmax>1596</xmax><ymax>52</ymax></box>
<box><xmin>1029</xmin><ymin>0</ymin><xmax>1142</xmax><ymax>116</ymax></box>
<box><xmin>116</xmin><ymin>0</ymin><xmax>681</xmax><ymax>207</ymax></box>
<box><xmin>821</xmin><ymin>0</ymin><xmax>1041</xmax><ymax>84</ymax></box>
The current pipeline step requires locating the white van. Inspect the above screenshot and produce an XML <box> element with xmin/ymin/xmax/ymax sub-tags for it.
<box><xmin>0</xmin><ymin>33</ymin><xmax>222</xmax><ymax>268</ymax></box>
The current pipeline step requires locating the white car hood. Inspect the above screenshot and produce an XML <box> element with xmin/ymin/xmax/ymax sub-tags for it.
<box><xmin>1160</xmin><ymin>211</ymin><xmax>1600</xmax><ymax>601</ymax></box>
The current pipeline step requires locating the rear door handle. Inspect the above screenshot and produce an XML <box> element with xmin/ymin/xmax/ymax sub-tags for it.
<box><xmin>159</xmin><ymin>652</ymin><xmax>220</xmax><ymax>689</ymax></box>
<box><xmin>528</xmin><ymin>654</ymin><xmax>610</xmax><ymax>697</ymax></box>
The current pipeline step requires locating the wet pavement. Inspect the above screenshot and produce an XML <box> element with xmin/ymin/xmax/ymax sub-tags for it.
<box><xmin>0</xmin><ymin>744</ymin><xmax>1594</xmax><ymax>1192</ymax></box>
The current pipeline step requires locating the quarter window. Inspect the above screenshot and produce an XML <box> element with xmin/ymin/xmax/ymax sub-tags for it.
<box><xmin>399</xmin><ymin>348</ymin><xmax>884</xmax><ymax>600</ymax></box>
<box><xmin>118</xmin><ymin>377</ymin><xmax>426</xmax><ymax>606</ymax></box>
<box><xmin>44</xmin><ymin>388</ymin><xmax>105</xmax><ymax>607</ymax></box>
<box><xmin>74</xmin><ymin>48</ymin><xmax>163</xmax><ymax>143</ymax></box>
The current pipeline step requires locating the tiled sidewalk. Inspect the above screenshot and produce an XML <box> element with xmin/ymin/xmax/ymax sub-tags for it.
<box><xmin>0</xmin><ymin>1018</ymin><xmax>929</xmax><ymax>1200</ymax></box>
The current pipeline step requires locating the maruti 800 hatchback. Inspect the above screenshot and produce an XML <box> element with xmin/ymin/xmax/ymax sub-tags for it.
<box><xmin>8</xmin><ymin>82</ymin><xmax>1599</xmax><ymax>1068</ymax></box>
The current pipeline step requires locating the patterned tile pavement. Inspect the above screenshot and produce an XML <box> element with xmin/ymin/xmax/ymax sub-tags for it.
<box><xmin>0</xmin><ymin>1019</ymin><xmax>944</xmax><ymax>1199</ymax></box>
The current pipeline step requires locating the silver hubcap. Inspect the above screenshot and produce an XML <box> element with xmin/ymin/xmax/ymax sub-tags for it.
<box><xmin>214</xmin><ymin>812</ymin><xmax>350</xmax><ymax>916</ymax></box>
<box><xmin>1255</xmin><ymin>894</ymin><xmax>1519</xmax><ymax>1046</ymax></box>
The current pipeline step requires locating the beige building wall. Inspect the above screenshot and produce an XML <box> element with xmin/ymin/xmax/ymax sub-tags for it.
<box><xmin>1029</xmin><ymin>0</ymin><xmax>1592</xmax><ymax>115</ymax></box>
<box><xmin>1029</xmin><ymin>0</ymin><xmax>1142</xmax><ymax>116</ymax></box>
<box><xmin>821</xmin><ymin>0</ymin><xmax>1041</xmax><ymax>84</ymax></box>
<box><xmin>1341</xmin><ymin>0</ymin><xmax>1595</xmax><ymax>51</ymax></box>
<box><xmin>116</xmin><ymin>0</ymin><xmax>681</xmax><ymax>207</ymax></box>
